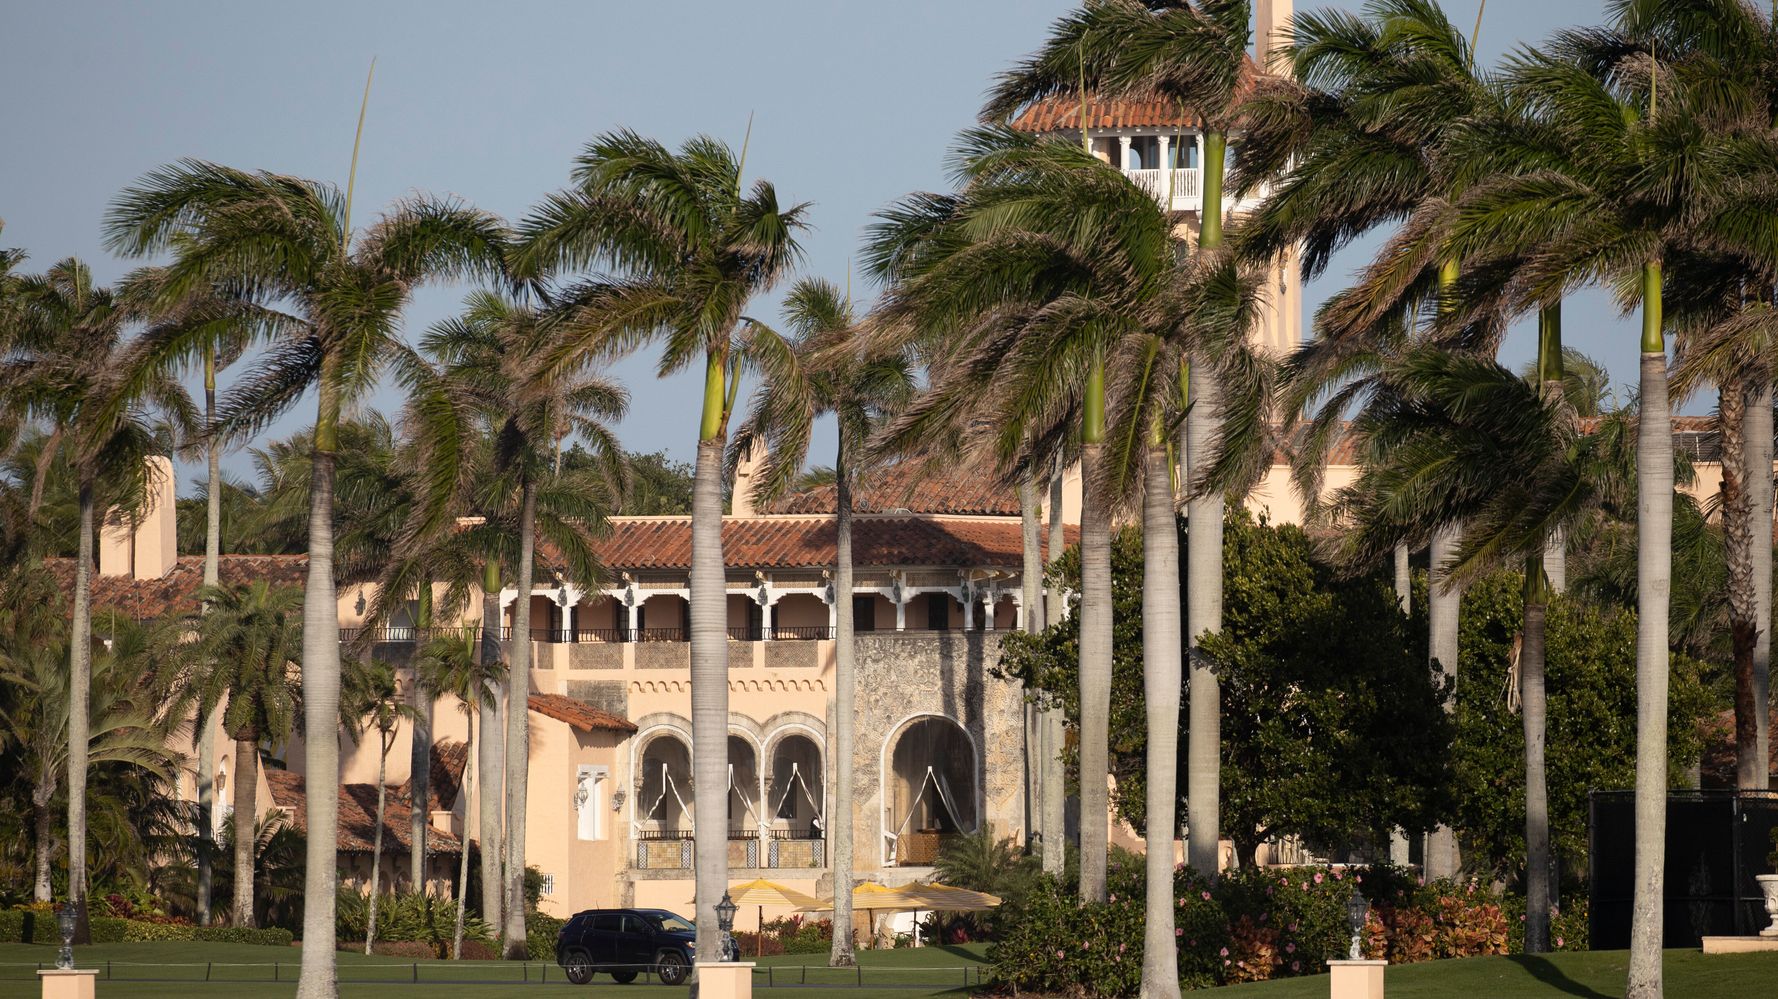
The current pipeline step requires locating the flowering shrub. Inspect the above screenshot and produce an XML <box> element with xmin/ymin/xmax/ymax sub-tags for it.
<box><xmin>989</xmin><ymin>865</ymin><xmax>1551</xmax><ymax>996</ymax></box>
<box><xmin>733</xmin><ymin>915</ymin><xmax>835</xmax><ymax>956</ymax></box>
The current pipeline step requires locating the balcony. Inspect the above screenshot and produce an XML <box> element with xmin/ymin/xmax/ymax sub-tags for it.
<box><xmin>631</xmin><ymin>829</ymin><xmax>826</xmax><ymax>871</ymax></box>
<box><xmin>1125</xmin><ymin>167</ymin><xmax>1202</xmax><ymax>212</ymax></box>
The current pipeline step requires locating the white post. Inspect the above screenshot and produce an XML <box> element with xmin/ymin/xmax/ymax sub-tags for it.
<box><xmin>895</xmin><ymin>597</ymin><xmax>907</xmax><ymax>632</ymax></box>
<box><xmin>962</xmin><ymin>589</ymin><xmax>975</xmax><ymax>631</ymax></box>
<box><xmin>1117</xmin><ymin>135</ymin><xmax>1132</xmax><ymax>170</ymax></box>
<box><xmin>762</xmin><ymin>600</ymin><xmax>774</xmax><ymax>641</ymax></box>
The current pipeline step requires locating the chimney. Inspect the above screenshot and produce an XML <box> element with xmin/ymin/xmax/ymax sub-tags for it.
<box><xmin>99</xmin><ymin>455</ymin><xmax>179</xmax><ymax>580</ymax></box>
<box><xmin>1255</xmin><ymin>0</ymin><xmax>1294</xmax><ymax>72</ymax></box>
<box><xmin>730</xmin><ymin>440</ymin><xmax>768</xmax><ymax>519</ymax></box>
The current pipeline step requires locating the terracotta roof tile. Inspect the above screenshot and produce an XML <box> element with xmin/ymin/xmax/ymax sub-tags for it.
<box><xmin>768</xmin><ymin>464</ymin><xmax>1021</xmax><ymax>516</ymax></box>
<box><xmin>265</xmin><ymin>766</ymin><xmax>462</xmax><ymax>854</ymax></box>
<box><xmin>400</xmin><ymin>739</ymin><xmax>469</xmax><ymax>813</ymax></box>
<box><xmin>44</xmin><ymin>554</ymin><xmax>308</xmax><ymax>619</ymax></box>
<box><xmin>527</xmin><ymin>693</ymin><xmax>637</xmax><ymax>734</ymax></box>
<box><xmin>1007</xmin><ymin>61</ymin><xmax>1263</xmax><ymax>133</ymax></box>
<box><xmin>591</xmin><ymin>516</ymin><xmax>1076</xmax><ymax>572</ymax></box>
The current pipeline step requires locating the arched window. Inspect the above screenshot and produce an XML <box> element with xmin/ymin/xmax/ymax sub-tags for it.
<box><xmin>884</xmin><ymin>716</ymin><xmax>978</xmax><ymax>866</ymax></box>
<box><xmin>637</xmin><ymin>732</ymin><xmax>693</xmax><ymax>832</ymax></box>
<box><xmin>728</xmin><ymin>735</ymin><xmax>762</xmax><ymax>832</ymax></box>
<box><xmin>768</xmin><ymin>733</ymin><xmax>824</xmax><ymax>836</ymax></box>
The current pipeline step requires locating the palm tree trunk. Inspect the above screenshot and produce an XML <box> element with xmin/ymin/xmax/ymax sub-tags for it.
<box><xmin>1185</xmin><ymin>359</ymin><xmax>1223</xmax><ymax>876</ymax></box>
<box><xmin>1018</xmin><ymin>478</ymin><xmax>1044</xmax><ymax>862</ymax></box>
<box><xmin>1626</xmin><ymin>263</ymin><xmax>1671</xmax><ymax>999</ymax></box>
<box><xmin>233</xmin><ymin>733</ymin><xmax>259</xmax><ymax>927</ymax></box>
<box><xmin>1522</xmin><ymin>574</ymin><xmax>1551</xmax><ymax>953</ymax></box>
<box><xmin>198</xmin><ymin>345</ymin><xmax>221</xmax><ymax>926</ymax></box>
<box><xmin>829</xmin><ymin>438</ymin><xmax>857</xmax><ymax>968</ymax></box>
<box><xmin>1140</xmin><ymin>444</ymin><xmax>1182</xmax><ymax>999</ymax></box>
<box><xmin>478</xmin><ymin>565</ymin><xmax>503</xmax><ymax>931</ymax></box>
<box><xmin>1077</xmin><ymin>358</ymin><xmax>1112</xmax><ymax>902</ymax></box>
<box><xmin>33</xmin><ymin>781</ymin><xmax>55</xmax><ymax>903</ymax></box>
<box><xmin>501</xmin><ymin>477</ymin><xmax>537</xmax><ymax>959</ymax></box>
<box><xmin>453</xmin><ymin>717</ymin><xmax>474</xmax><ymax>960</ymax></box>
<box><xmin>690</xmin><ymin>420</ymin><xmax>729</xmax><ymax>963</ymax></box>
<box><xmin>68</xmin><ymin>481</ymin><xmax>93</xmax><ymax>943</ymax></box>
<box><xmin>1394</xmin><ymin>545</ymin><xmax>1411</xmax><ymax>614</ymax></box>
<box><xmin>297</xmin><ymin>365</ymin><xmax>343</xmax><ymax>999</ymax></box>
<box><xmin>366</xmin><ymin>733</ymin><xmax>392</xmax><ymax>954</ymax></box>
<box><xmin>1426</xmin><ymin>525</ymin><xmax>1463</xmax><ymax>881</ymax></box>
<box><xmin>410</xmin><ymin>585</ymin><xmax>434</xmax><ymax>893</ymax></box>
<box><xmin>1746</xmin><ymin>377</ymin><xmax>1773</xmax><ymax>789</ymax></box>
<box><xmin>1721</xmin><ymin>377</ymin><xmax>1762</xmax><ymax>789</ymax></box>
<box><xmin>1041</xmin><ymin>473</ymin><xmax>1068</xmax><ymax>877</ymax></box>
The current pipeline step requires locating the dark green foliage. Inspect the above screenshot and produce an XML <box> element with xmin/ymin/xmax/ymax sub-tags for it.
<box><xmin>334</xmin><ymin>889</ymin><xmax>490</xmax><ymax>955</ymax></box>
<box><xmin>998</xmin><ymin>510</ymin><xmax>1454</xmax><ymax>866</ymax></box>
<box><xmin>525</xmin><ymin>910</ymin><xmax>565</xmax><ymax>962</ymax></box>
<box><xmin>0</xmin><ymin>910</ymin><xmax>290</xmax><ymax>946</ymax></box>
<box><xmin>1451</xmin><ymin>573</ymin><xmax>1719</xmax><ymax>883</ymax></box>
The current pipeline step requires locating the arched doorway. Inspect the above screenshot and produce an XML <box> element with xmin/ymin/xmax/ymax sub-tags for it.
<box><xmin>883</xmin><ymin>716</ymin><xmax>978</xmax><ymax>866</ymax></box>
<box><xmin>636</xmin><ymin>732</ymin><xmax>692</xmax><ymax>833</ymax></box>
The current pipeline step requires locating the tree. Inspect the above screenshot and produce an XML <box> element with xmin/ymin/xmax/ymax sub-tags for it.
<box><xmin>730</xmin><ymin>277</ymin><xmax>913</xmax><ymax>967</ymax></box>
<box><xmin>0</xmin><ymin>257</ymin><xmax>191</xmax><ymax>939</ymax></box>
<box><xmin>514</xmin><ymin>130</ymin><xmax>805</xmax><ymax>963</ymax></box>
<box><xmin>998</xmin><ymin>510</ymin><xmax>1455</xmax><ymax>869</ymax></box>
<box><xmin>340</xmin><ymin>658</ymin><xmax>417</xmax><ymax>952</ymax></box>
<box><xmin>406</xmin><ymin>289</ymin><xmax>626</xmax><ymax>955</ymax></box>
<box><xmin>106</xmin><ymin>157</ymin><xmax>507</xmax><ymax>997</ymax></box>
<box><xmin>1449</xmin><ymin>572</ymin><xmax>1716</xmax><ymax>884</ymax></box>
<box><xmin>0</xmin><ymin>570</ymin><xmax>181</xmax><ymax>904</ymax></box>
<box><xmin>188</xmin><ymin>581</ymin><xmax>302</xmax><ymax>928</ymax></box>
<box><xmin>414</xmin><ymin>631</ymin><xmax>505</xmax><ymax>959</ymax></box>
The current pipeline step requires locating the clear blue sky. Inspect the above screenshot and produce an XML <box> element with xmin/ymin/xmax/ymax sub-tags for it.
<box><xmin>1</xmin><ymin>0</ymin><xmax>1647</xmax><ymax>494</ymax></box>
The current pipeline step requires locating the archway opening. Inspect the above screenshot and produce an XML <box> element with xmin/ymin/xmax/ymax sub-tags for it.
<box><xmin>769</xmin><ymin>734</ymin><xmax>824</xmax><ymax>837</ymax></box>
<box><xmin>637</xmin><ymin>733</ymin><xmax>692</xmax><ymax>833</ymax></box>
<box><xmin>886</xmin><ymin>716</ymin><xmax>977</xmax><ymax>866</ymax></box>
<box><xmin>728</xmin><ymin>735</ymin><xmax>761</xmax><ymax>834</ymax></box>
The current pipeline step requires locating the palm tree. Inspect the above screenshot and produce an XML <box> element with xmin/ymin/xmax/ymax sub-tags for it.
<box><xmin>1332</xmin><ymin>347</ymin><xmax>1629</xmax><ymax>953</ymax></box>
<box><xmin>414</xmin><ymin>630</ymin><xmax>506</xmax><ymax>958</ymax></box>
<box><xmin>1436</xmin><ymin>22</ymin><xmax>1778</xmax><ymax>992</ymax></box>
<box><xmin>0</xmin><ymin>258</ymin><xmax>192</xmax><ymax>938</ymax></box>
<box><xmin>105</xmin><ymin>160</ymin><xmax>506</xmax><ymax>994</ymax></box>
<box><xmin>513</xmin><ymin>130</ymin><xmax>805</xmax><ymax>962</ymax></box>
<box><xmin>729</xmin><ymin>277</ymin><xmax>913</xmax><ymax>967</ymax></box>
<box><xmin>340</xmin><ymin>658</ymin><xmax>417</xmax><ymax>952</ymax></box>
<box><xmin>405</xmin><ymin>289</ymin><xmax>627</xmax><ymax>955</ymax></box>
<box><xmin>986</xmin><ymin>3</ymin><xmax>1258</xmax><ymax>895</ymax></box>
<box><xmin>0</xmin><ymin>569</ymin><xmax>181</xmax><ymax>904</ymax></box>
<box><xmin>867</xmin><ymin>126</ymin><xmax>1175</xmax><ymax>907</ymax></box>
<box><xmin>187</xmin><ymin>581</ymin><xmax>302</xmax><ymax>927</ymax></box>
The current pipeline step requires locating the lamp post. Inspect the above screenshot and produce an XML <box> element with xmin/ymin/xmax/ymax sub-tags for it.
<box><xmin>716</xmin><ymin>891</ymin><xmax>739</xmax><ymax>962</ymax></box>
<box><xmin>55</xmin><ymin>904</ymin><xmax>75</xmax><ymax>970</ymax></box>
<box><xmin>1344</xmin><ymin>886</ymin><xmax>1369</xmax><ymax>961</ymax></box>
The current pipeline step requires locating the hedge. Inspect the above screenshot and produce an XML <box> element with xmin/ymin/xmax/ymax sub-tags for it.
<box><xmin>0</xmin><ymin>910</ymin><xmax>291</xmax><ymax>948</ymax></box>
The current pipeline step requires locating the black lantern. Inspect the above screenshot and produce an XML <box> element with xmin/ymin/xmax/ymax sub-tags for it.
<box><xmin>1343</xmin><ymin>886</ymin><xmax>1368</xmax><ymax>961</ymax></box>
<box><xmin>56</xmin><ymin>904</ymin><xmax>76</xmax><ymax>970</ymax></box>
<box><xmin>715</xmin><ymin>891</ymin><xmax>739</xmax><ymax>962</ymax></box>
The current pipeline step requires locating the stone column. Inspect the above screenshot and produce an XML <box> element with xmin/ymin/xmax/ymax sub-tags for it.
<box><xmin>1118</xmin><ymin>134</ymin><xmax>1132</xmax><ymax>170</ymax></box>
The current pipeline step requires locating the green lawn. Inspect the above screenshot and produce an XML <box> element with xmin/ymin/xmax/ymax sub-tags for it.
<box><xmin>1209</xmin><ymin>949</ymin><xmax>1778</xmax><ymax>998</ymax></box>
<box><xmin>4</xmin><ymin>942</ymin><xmax>1776</xmax><ymax>998</ymax></box>
<box><xmin>0</xmin><ymin>941</ymin><xmax>987</xmax><ymax>998</ymax></box>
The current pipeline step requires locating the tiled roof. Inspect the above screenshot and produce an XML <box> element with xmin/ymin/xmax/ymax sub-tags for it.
<box><xmin>44</xmin><ymin>554</ymin><xmax>308</xmax><ymax>618</ymax></box>
<box><xmin>401</xmin><ymin>739</ymin><xmax>469</xmax><ymax>813</ymax></box>
<box><xmin>768</xmin><ymin>464</ymin><xmax>1022</xmax><ymax>516</ymax></box>
<box><xmin>265</xmin><ymin>766</ymin><xmax>462</xmax><ymax>855</ymax></box>
<box><xmin>527</xmin><ymin>693</ymin><xmax>637</xmax><ymax>734</ymax></box>
<box><xmin>592</xmin><ymin>516</ymin><xmax>1076</xmax><ymax>572</ymax></box>
<box><xmin>1007</xmin><ymin>60</ymin><xmax>1262</xmax><ymax>133</ymax></box>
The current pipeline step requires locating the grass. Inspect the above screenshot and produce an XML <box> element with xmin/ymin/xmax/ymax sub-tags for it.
<box><xmin>0</xmin><ymin>940</ymin><xmax>987</xmax><ymax>998</ymax></box>
<box><xmin>1209</xmin><ymin>948</ymin><xmax>1778</xmax><ymax>998</ymax></box>
<box><xmin>4</xmin><ymin>941</ymin><xmax>1776</xmax><ymax>998</ymax></box>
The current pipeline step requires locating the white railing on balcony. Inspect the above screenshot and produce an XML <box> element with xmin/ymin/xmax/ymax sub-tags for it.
<box><xmin>1124</xmin><ymin>167</ymin><xmax>1201</xmax><ymax>211</ymax></box>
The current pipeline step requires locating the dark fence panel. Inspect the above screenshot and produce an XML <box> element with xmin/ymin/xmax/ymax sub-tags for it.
<box><xmin>1589</xmin><ymin>789</ymin><xmax>1778</xmax><ymax>948</ymax></box>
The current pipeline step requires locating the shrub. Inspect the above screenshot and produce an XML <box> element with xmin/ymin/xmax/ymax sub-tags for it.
<box><xmin>358</xmin><ymin>941</ymin><xmax>435</xmax><ymax>958</ymax></box>
<box><xmin>526</xmin><ymin>911</ymin><xmax>566</xmax><ymax>962</ymax></box>
<box><xmin>459</xmin><ymin>938</ymin><xmax>498</xmax><ymax>960</ymax></box>
<box><xmin>734</xmin><ymin>916</ymin><xmax>833</xmax><ymax>957</ymax></box>
<box><xmin>117</xmin><ymin>919</ymin><xmax>292</xmax><ymax>946</ymax></box>
<box><xmin>334</xmin><ymin>890</ymin><xmax>490</xmax><ymax>952</ymax></box>
<box><xmin>990</xmin><ymin>864</ymin><xmax>1528</xmax><ymax>997</ymax></box>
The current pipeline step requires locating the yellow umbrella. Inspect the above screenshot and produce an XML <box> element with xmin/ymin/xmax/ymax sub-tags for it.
<box><xmin>898</xmin><ymin>881</ymin><xmax>1002</xmax><ymax>911</ymax></box>
<box><xmin>686</xmin><ymin>879</ymin><xmax>826</xmax><ymax>957</ymax></box>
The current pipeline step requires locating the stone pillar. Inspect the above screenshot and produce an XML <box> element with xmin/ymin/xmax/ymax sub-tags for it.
<box><xmin>1327</xmin><ymin>960</ymin><xmax>1385</xmax><ymax>999</ymax></box>
<box><xmin>694</xmin><ymin>962</ymin><xmax>755</xmax><ymax>999</ymax></box>
<box><xmin>762</xmin><ymin>600</ymin><xmax>775</xmax><ymax>642</ymax></box>
<box><xmin>37</xmin><ymin>970</ymin><xmax>97</xmax><ymax>999</ymax></box>
<box><xmin>1117</xmin><ymin>134</ymin><xmax>1132</xmax><ymax>170</ymax></box>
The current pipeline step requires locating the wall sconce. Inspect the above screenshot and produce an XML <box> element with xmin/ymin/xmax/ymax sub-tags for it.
<box><xmin>611</xmin><ymin>790</ymin><xmax>626</xmax><ymax>811</ymax></box>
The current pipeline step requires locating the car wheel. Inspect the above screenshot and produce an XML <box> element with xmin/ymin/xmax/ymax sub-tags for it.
<box><xmin>611</xmin><ymin>970</ymin><xmax>639</xmax><ymax>984</ymax></box>
<box><xmin>562</xmin><ymin>948</ymin><xmax>595</xmax><ymax>985</ymax></box>
<box><xmin>655</xmin><ymin>950</ymin><xmax>689</xmax><ymax>986</ymax></box>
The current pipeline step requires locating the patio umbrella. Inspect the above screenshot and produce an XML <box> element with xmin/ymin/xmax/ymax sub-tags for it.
<box><xmin>686</xmin><ymin>878</ymin><xmax>826</xmax><ymax>956</ymax></box>
<box><xmin>897</xmin><ymin>882</ymin><xmax>1000</xmax><ymax>947</ymax></box>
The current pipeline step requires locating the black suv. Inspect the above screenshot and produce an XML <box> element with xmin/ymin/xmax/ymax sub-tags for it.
<box><xmin>555</xmin><ymin>908</ymin><xmax>698</xmax><ymax>985</ymax></box>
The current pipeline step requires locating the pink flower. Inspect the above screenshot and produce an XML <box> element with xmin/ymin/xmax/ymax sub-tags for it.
<box><xmin>1301</xmin><ymin>882</ymin><xmax>1310</xmax><ymax>891</ymax></box>
<box><xmin>1219</xmin><ymin>947</ymin><xmax>1229</xmax><ymax>957</ymax></box>
<box><xmin>1055</xmin><ymin>950</ymin><xmax>1065</xmax><ymax>959</ymax></box>
<box><xmin>1224</xmin><ymin>960</ymin><xmax>1231</xmax><ymax>967</ymax></box>
<box><xmin>1291</xmin><ymin>961</ymin><xmax>1301</xmax><ymax>972</ymax></box>
<box><xmin>1189</xmin><ymin>939</ymin><xmax>1197</xmax><ymax>947</ymax></box>
<box><xmin>1176</xmin><ymin>928</ymin><xmax>1184</xmax><ymax>938</ymax></box>
<box><xmin>1314</xmin><ymin>872</ymin><xmax>1325</xmax><ymax>884</ymax></box>
<box><xmin>1289</xmin><ymin>923</ymin><xmax>1299</xmax><ymax>932</ymax></box>
<box><xmin>1202</xmin><ymin>890</ymin><xmax>1212</xmax><ymax>901</ymax></box>
<box><xmin>1285</xmin><ymin>943</ymin><xmax>1295</xmax><ymax>953</ymax></box>
<box><xmin>1333</xmin><ymin>869</ymin><xmax>1343</xmax><ymax>880</ymax></box>
<box><xmin>1355</xmin><ymin>875</ymin><xmax>1362</xmax><ymax>884</ymax></box>
<box><xmin>1556</xmin><ymin>937</ymin><xmax>1565</xmax><ymax>948</ymax></box>
<box><xmin>1109</xmin><ymin>893</ymin><xmax>1117</xmax><ymax>902</ymax></box>
<box><xmin>1119</xmin><ymin>943</ymin><xmax>1127</xmax><ymax>953</ymax></box>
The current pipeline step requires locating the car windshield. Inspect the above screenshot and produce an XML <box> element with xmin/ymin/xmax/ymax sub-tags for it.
<box><xmin>647</xmin><ymin>911</ymin><xmax>694</xmax><ymax>933</ymax></box>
